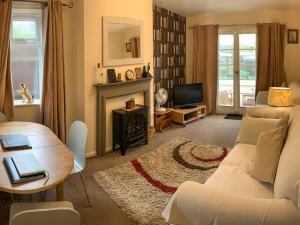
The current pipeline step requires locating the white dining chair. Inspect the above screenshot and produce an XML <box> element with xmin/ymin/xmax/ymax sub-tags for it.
<box><xmin>10</xmin><ymin>201</ymin><xmax>80</xmax><ymax>225</ymax></box>
<box><xmin>0</xmin><ymin>112</ymin><xmax>7</xmax><ymax>122</ymax></box>
<box><xmin>67</xmin><ymin>121</ymin><xmax>91</xmax><ymax>207</ymax></box>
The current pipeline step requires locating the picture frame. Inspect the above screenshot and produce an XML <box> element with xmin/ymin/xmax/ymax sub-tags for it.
<box><xmin>107</xmin><ymin>69</ymin><xmax>117</xmax><ymax>83</ymax></box>
<box><xmin>135</xmin><ymin>67</ymin><xmax>142</xmax><ymax>79</ymax></box>
<box><xmin>126</xmin><ymin>42</ymin><xmax>131</xmax><ymax>52</ymax></box>
<box><xmin>288</xmin><ymin>29</ymin><xmax>298</xmax><ymax>44</ymax></box>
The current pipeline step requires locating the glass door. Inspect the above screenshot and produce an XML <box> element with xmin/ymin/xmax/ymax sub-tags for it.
<box><xmin>239</xmin><ymin>34</ymin><xmax>257</xmax><ymax>108</ymax></box>
<box><xmin>217</xmin><ymin>27</ymin><xmax>257</xmax><ymax>114</ymax></box>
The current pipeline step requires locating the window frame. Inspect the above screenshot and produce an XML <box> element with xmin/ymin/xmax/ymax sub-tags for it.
<box><xmin>11</xmin><ymin>8</ymin><xmax>44</xmax><ymax>106</ymax></box>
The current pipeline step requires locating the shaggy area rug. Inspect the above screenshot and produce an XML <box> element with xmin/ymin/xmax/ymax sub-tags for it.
<box><xmin>93</xmin><ymin>137</ymin><xmax>229</xmax><ymax>225</ymax></box>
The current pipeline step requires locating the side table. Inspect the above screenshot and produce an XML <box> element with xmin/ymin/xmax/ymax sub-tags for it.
<box><xmin>154</xmin><ymin>110</ymin><xmax>172</xmax><ymax>132</ymax></box>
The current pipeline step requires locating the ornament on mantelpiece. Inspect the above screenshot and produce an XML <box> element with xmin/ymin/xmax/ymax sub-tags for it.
<box><xmin>142</xmin><ymin>66</ymin><xmax>148</xmax><ymax>78</ymax></box>
<box><xmin>117</xmin><ymin>73</ymin><xmax>122</xmax><ymax>81</ymax></box>
<box><xmin>147</xmin><ymin>62</ymin><xmax>153</xmax><ymax>78</ymax></box>
<box><xmin>95</xmin><ymin>62</ymin><xmax>103</xmax><ymax>84</ymax></box>
<box><xmin>142</xmin><ymin>62</ymin><xmax>153</xmax><ymax>78</ymax></box>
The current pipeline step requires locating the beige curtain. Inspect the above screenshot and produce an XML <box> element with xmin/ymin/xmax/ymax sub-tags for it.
<box><xmin>130</xmin><ymin>37</ymin><xmax>140</xmax><ymax>58</ymax></box>
<box><xmin>42</xmin><ymin>0</ymin><xmax>66</xmax><ymax>142</ymax></box>
<box><xmin>256</xmin><ymin>23</ymin><xmax>286</xmax><ymax>95</ymax></box>
<box><xmin>0</xmin><ymin>0</ymin><xmax>14</xmax><ymax>120</ymax></box>
<box><xmin>192</xmin><ymin>25</ymin><xmax>219</xmax><ymax>114</ymax></box>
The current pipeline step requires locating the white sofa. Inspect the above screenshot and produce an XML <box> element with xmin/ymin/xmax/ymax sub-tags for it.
<box><xmin>163</xmin><ymin>106</ymin><xmax>300</xmax><ymax>225</ymax></box>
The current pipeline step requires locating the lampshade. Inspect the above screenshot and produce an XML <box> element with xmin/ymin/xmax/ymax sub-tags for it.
<box><xmin>268</xmin><ymin>87</ymin><xmax>293</xmax><ymax>107</ymax></box>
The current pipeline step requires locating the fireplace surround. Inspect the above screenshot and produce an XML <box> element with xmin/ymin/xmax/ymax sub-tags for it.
<box><xmin>94</xmin><ymin>77</ymin><xmax>151</xmax><ymax>156</ymax></box>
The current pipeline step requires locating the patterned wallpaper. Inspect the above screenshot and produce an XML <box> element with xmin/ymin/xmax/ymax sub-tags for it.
<box><xmin>153</xmin><ymin>5</ymin><xmax>186</xmax><ymax>107</ymax></box>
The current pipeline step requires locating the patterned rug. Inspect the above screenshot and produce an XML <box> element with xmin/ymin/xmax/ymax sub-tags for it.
<box><xmin>93</xmin><ymin>137</ymin><xmax>229</xmax><ymax>225</ymax></box>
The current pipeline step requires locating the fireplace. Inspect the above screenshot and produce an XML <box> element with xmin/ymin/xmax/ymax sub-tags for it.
<box><xmin>113</xmin><ymin>106</ymin><xmax>148</xmax><ymax>155</ymax></box>
<box><xmin>94</xmin><ymin>77</ymin><xmax>151</xmax><ymax>156</ymax></box>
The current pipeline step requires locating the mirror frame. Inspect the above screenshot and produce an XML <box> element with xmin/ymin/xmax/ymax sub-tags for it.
<box><xmin>103</xmin><ymin>16</ymin><xmax>144</xmax><ymax>67</ymax></box>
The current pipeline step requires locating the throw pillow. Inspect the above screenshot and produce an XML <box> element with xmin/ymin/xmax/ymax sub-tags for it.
<box><xmin>235</xmin><ymin>115</ymin><xmax>289</xmax><ymax>145</ymax></box>
<box><xmin>249</xmin><ymin>125</ymin><xmax>288</xmax><ymax>184</ymax></box>
<box><xmin>246</xmin><ymin>107</ymin><xmax>290</xmax><ymax>119</ymax></box>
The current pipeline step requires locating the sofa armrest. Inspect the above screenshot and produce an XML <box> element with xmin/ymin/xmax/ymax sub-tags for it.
<box><xmin>162</xmin><ymin>181</ymin><xmax>300</xmax><ymax>225</ymax></box>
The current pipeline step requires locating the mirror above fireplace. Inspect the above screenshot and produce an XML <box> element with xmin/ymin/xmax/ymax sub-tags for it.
<box><xmin>103</xmin><ymin>16</ymin><xmax>144</xmax><ymax>66</ymax></box>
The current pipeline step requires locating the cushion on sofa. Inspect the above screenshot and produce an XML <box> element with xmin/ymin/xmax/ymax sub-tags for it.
<box><xmin>205</xmin><ymin>143</ymin><xmax>274</xmax><ymax>199</ymax></box>
<box><xmin>249</xmin><ymin>125</ymin><xmax>288</xmax><ymax>184</ymax></box>
<box><xmin>275</xmin><ymin>106</ymin><xmax>300</xmax><ymax>207</ymax></box>
<box><xmin>221</xmin><ymin>143</ymin><xmax>256</xmax><ymax>171</ymax></box>
<box><xmin>235</xmin><ymin>116</ymin><xmax>288</xmax><ymax>145</ymax></box>
<box><xmin>246</xmin><ymin>107</ymin><xmax>290</xmax><ymax>119</ymax></box>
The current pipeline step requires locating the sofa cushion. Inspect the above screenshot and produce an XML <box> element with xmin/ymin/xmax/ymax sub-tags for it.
<box><xmin>249</xmin><ymin>125</ymin><xmax>287</xmax><ymax>184</ymax></box>
<box><xmin>275</xmin><ymin>106</ymin><xmax>300</xmax><ymax>207</ymax></box>
<box><xmin>206</xmin><ymin>143</ymin><xmax>274</xmax><ymax>199</ymax></box>
<box><xmin>236</xmin><ymin>116</ymin><xmax>288</xmax><ymax>145</ymax></box>
<box><xmin>221</xmin><ymin>143</ymin><xmax>256</xmax><ymax>171</ymax></box>
<box><xmin>246</xmin><ymin>107</ymin><xmax>291</xmax><ymax>119</ymax></box>
<box><xmin>205</xmin><ymin>165</ymin><xmax>274</xmax><ymax>199</ymax></box>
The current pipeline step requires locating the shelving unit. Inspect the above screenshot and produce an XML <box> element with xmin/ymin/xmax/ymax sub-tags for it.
<box><xmin>169</xmin><ymin>105</ymin><xmax>207</xmax><ymax>125</ymax></box>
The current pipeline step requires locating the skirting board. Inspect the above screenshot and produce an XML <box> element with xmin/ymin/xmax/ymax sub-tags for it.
<box><xmin>86</xmin><ymin>147</ymin><xmax>114</xmax><ymax>158</ymax></box>
<box><xmin>86</xmin><ymin>151</ymin><xmax>97</xmax><ymax>158</ymax></box>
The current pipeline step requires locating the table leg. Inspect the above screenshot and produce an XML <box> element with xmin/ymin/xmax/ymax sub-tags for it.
<box><xmin>56</xmin><ymin>182</ymin><xmax>64</xmax><ymax>201</ymax></box>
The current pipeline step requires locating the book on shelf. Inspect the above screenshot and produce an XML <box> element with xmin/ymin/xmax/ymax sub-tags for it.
<box><xmin>3</xmin><ymin>153</ymin><xmax>46</xmax><ymax>184</ymax></box>
<box><xmin>0</xmin><ymin>134</ymin><xmax>32</xmax><ymax>150</ymax></box>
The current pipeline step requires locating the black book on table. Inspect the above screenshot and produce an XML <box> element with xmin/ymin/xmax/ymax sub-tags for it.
<box><xmin>3</xmin><ymin>154</ymin><xmax>46</xmax><ymax>184</ymax></box>
<box><xmin>0</xmin><ymin>134</ymin><xmax>32</xmax><ymax>150</ymax></box>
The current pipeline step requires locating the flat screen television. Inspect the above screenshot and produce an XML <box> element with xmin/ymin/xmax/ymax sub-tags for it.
<box><xmin>173</xmin><ymin>83</ymin><xmax>203</xmax><ymax>108</ymax></box>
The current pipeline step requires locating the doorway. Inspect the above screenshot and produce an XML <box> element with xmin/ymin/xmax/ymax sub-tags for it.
<box><xmin>217</xmin><ymin>26</ymin><xmax>257</xmax><ymax>114</ymax></box>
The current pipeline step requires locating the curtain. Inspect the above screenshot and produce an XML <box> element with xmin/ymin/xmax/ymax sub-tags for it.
<box><xmin>130</xmin><ymin>37</ymin><xmax>140</xmax><ymax>58</ymax></box>
<box><xmin>0</xmin><ymin>0</ymin><xmax>14</xmax><ymax>120</ymax></box>
<box><xmin>41</xmin><ymin>0</ymin><xmax>66</xmax><ymax>142</ymax></box>
<box><xmin>256</xmin><ymin>23</ymin><xmax>286</xmax><ymax>96</ymax></box>
<box><xmin>192</xmin><ymin>25</ymin><xmax>219</xmax><ymax>114</ymax></box>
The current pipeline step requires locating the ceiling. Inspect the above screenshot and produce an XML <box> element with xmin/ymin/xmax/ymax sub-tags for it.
<box><xmin>153</xmin><ymin>0</ymin><xmax>300</xmax><ymax>16</ymax></box>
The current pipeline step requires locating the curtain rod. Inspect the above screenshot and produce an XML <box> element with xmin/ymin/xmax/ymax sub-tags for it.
<box><xmin>12</xmin><ymin>0</ymin><xmax>74</xmax><ymax>8</ymax></box>
<box><xmin>189</xmin><ymin>24</ymin><xmax>257</xmax><ymax>29</ymax></box>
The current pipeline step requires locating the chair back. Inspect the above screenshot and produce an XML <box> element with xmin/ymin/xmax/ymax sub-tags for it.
<box><xmin>67</xmin><ymin>121</ymin><xmax>88</xmax><ymax>171</ymax></box>
<box><xmin>10</xmin><ymin>208</ymin><xmax>80</xmax><ymax>225</ymax></box>
<box><xmin>0</xmin><ymin>112</ymin><xmax>7</xmax><ymax>122</ymax></box>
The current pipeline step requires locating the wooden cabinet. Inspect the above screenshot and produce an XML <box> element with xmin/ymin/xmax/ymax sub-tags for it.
<box><xmin>154</xmin><ymin>110</ymin><xmax>172</xmax><ymax>132</ymax></box>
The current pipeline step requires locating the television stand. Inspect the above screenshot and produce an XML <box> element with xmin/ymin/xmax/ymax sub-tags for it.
<box><xmin>169</xmin><ymin>104</ymin><xmax>207</xmax><ymax>126</ymax></box>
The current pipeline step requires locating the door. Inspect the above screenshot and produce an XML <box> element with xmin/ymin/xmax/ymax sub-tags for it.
<box><xmin>217</xmin><ymin>27</ymin><xmax>257</xmax><ymax>114</ymax></box>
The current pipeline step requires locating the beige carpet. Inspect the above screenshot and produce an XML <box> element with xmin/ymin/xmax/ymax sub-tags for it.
<box><xmin>0</xmin><ymin>114</ymin><xmax>241</xmax><ymax>225</ymax></box>
<box><xmin>94</xmin><ymin>137</ymin><xmax>228</xmax><ymax>225</ymax></box>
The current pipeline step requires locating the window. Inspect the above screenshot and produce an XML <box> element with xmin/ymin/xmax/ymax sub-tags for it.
<box><xmin>10</xmin><ymin>9</ymin><xmax>43</xmax><ymax>104</ymax></box>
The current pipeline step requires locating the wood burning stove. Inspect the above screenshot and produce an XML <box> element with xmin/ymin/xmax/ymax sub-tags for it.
<box><xmin>113</xmin><ymin>106</ymin><xmax>148</xmax><ymax>155</ymax></box>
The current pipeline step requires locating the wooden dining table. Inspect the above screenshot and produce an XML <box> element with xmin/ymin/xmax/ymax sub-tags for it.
<box><xmin>0</xmin><ymin>122</ymin><xmax>74</xmax><ymax>201</ymax></box>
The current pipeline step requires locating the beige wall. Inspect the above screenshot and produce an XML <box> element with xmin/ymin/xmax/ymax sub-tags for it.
<box><xmin>186</xmin><ymin>10</ymin><xmax>300</xmax><ymax>84</ymax></box>
<box><xmin>14</xmin><ymin>105</ymin><xmax>41</xmax><ymax>122</ymax></box>
<box><xmin>83</xmin><ymin>0</ymin><xmax>154</xmax><ymax>156</ymax></box>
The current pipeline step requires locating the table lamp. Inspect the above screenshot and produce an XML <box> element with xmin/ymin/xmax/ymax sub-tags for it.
<box><xmin>268</xmin><ymin>87</ymin><xmax>293</xmax><ymax>107</ymax></box>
